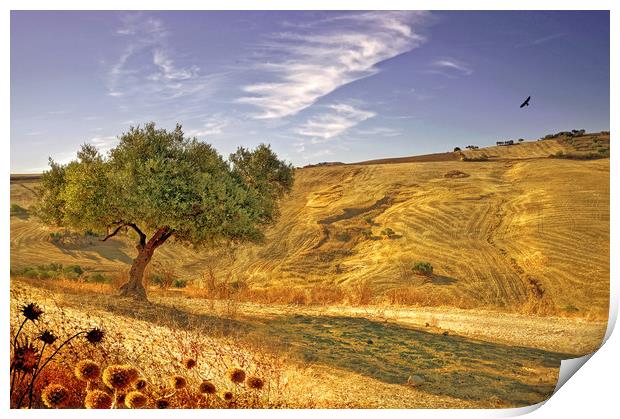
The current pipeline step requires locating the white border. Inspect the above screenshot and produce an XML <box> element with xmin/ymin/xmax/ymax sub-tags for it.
<box><xmin>3</xmin><ymin>1</ymin><xmax>617</xmax><ymax>418</ymax></box>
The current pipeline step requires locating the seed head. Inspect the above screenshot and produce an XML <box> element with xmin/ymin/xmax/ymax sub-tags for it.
<box><xmin>222</xmin><ymin>391</ymin><xmax>234</xmax><ymax>401</ymax></box>
<box><xmin>247</xmin><ymin>375</ymin><xmax>265</xmax><ymax>390</ymax></box>
<box><xmin>75</xmin><ymin>360</ymin><xmax>101</xmax><ymax>381</ymax></box>
<box><xmin>85</xmin><ymin>328</ymin><xmax>105</xmax><ymax>344</ymax></box>
<box><xmin>11</xmin><ymin>341</ymin><xmax>39</xmax><ymax>373</ymax></box>
<box><xmin>41</xmin><ymin>383</ymin><xmax>70</xmax><ymax>408</ymax></box>
<box><xmin>21</xmin><ymin>302</ymin><xmax>43</xmax><ymax>322</ymax></box>
<box><xmin>134</xmin><ymin>378</ymin><xmax>147</xmax><ymax>390</ymax></box>
<box><xmin>84</xmin><ymin>390</ymin><xmax>113</xmax><ymax>409</ymax></box>
<box><xmin>102</xmin><ymin>365</ymin><xmax>139</xmax><ymax>390</ymax></box>
<box><xmin>125</xmin><ymin>391</ymin><xmax>148</xmax><ymax>409</ymax></box>
<box><xmin>228</xmin><ymin>367</ymin><xmax>246</xmax><ymax>384</ymax></box>
<box><xmin>156</xmin><ymin>399</ymin><xmax>169</xmax><ymax>409</ymax></box>
<box><xmin>182</xmin><ymin>357</ymin><xmax>197</xmax><ymax>369</ymax></box>
<box><xmin>38</xmin><ymin>330</ymin><xmax>58</xmax><ymax>345</ymax></box>
<box><xmin>170</xmin><ymin>375</ymin><xmax>187</xmax><ymax>389</ymax></box>
<box><xmin>199</xmin><ymin>380</ymin><xmax>216</xmax><ymax>394</ymax></box>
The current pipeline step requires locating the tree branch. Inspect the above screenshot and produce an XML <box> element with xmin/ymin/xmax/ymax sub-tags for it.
<box><xmin>101</xmin><ymin>221</ymin><xmax>147</xmax><ymax>249</ymax></box>
<box><xmin>101</xmin><ymin>224</ymin><xmax>126</xmax><ymax>242</ymax></box>
<box><xmin>126</xmin><ymin>223</ymin><xmax>147</xmax><ymax>248</ymax></box>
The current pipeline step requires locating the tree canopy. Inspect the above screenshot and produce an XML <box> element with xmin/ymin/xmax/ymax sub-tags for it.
<box><xmin>35</xmin><ymin>122</ymin><xmax>294</xmax><ymax>299</ymax></box>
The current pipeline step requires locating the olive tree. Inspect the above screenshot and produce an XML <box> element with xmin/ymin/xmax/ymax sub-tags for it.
<box><xmin>35</xmin><ymin>123</ymin><xmax>294</xmax><ymax>300</ymax></box>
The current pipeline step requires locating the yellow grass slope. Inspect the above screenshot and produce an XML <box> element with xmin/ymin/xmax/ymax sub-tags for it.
<box><xmin>10</xmin><ymin>135</ymin><xmax>610</xmax><ymax>315</ymax></box>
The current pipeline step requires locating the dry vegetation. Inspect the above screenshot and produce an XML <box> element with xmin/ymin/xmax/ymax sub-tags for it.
<box><xmin>9</xmin><ymin>133</ymin><xmax>610</xmax><ymax>408</ymax></box>
<box><xmin>11</xmin><ymin>278</ymin><xmax>605</xmax><ymax>408</ymax></box>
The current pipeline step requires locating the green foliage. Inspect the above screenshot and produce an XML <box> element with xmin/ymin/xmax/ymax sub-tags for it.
<box><xmin>173</xmin><ymin>279</ymin><xmax>188</xmax><ymax>288</ymax></box>
<box><xmin>63</xmin><ymin>264</ymin><xmax>84</xmax><ymax>276</ymax></box>
<box><xmin>412</xmin><ymin>261</ymin><xmax>434</xmax><ymax>277</ymax></box>
<box><xmin>453</xmin><ymin>147</ymin><xmax>461</xmax><ymax>152</ymax></box>
<box><xmin>381</xmin><ymin>227</ymin><xmax>395</xmax><ymax>238</ymax></box>
<box><xmin>85</xmin><ymin>273</ymin><xmax>110</xmax><ymax>284</ymax></box>
<box><xmin>35</xmin><ymin>123</ymin><xmax>294</xmax><ymax>249</ymax></box>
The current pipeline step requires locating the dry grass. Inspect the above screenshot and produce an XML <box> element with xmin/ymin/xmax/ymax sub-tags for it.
<box><xmin>13</xmin><ymin>278</ymin><xmax>607</xmax><ymax>409</ymax></box>
<box><xmin>10</xmin><ymin>135</ymin><xmax>609</xmax><ymax>318</ymax></box>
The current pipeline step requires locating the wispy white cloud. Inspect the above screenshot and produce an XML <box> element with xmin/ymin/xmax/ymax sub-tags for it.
<box><xmin>431</xmin><ymin>58</ymin><xmax>473</xmax><ymax>76</ymax></box>
<box><xmin>295</xmin><ymin>103</ymin><xmax>376</xmax><ymax>142</ymax></box>
<box><xmin>353</xmin><ymin>126</ymin><xmax>401</xmax><ymax>137</ymax></box>
<box><xmin>186</xmin><ymin>114</ymin><xmax>230</xmax><ymax>138</ymax></box>
<box><xmin>515</xmin><ymin>32</ymin><xmax>565</xmax><ymax>48</ymax></box>
<box><xmin>237</xmin><ymin>11</ymin><xmax>429</xmax><ymax>119</ymax></box>
<box><xmin>106</xmin><ymin>13</ymin><xmax>222</xmax><ymax>103</ymax></box>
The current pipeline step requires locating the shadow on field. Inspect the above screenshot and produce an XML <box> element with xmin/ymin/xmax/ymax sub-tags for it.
<box><xmin>260</xmin><ymin>314</ymin><xmax>567</xmax><ymax>406</ymax></box>
<box><xmin>52</xmin><ymin>240</ymin><xmax>134</xmax><ymax>265</ymax></box>
<box><xmin>22</xmin><ymin>280</ymin><xmax>568</xmax><ymax>406</ymax></box>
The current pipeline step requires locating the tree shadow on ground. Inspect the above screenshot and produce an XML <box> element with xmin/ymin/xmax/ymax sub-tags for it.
<box><xmin>259</xmin><ymin>314</ymin><xmax>568</xmax><ymax>406</ymax></box>
<box><xmin>29</xmin><ymin>282</ymin><xmax>570</xmax><ymax>407</ymax></box>
<box><xmin>52</xmin><ymin>240</ymin><xmax>134</xmax><ymax>265</ymax></box>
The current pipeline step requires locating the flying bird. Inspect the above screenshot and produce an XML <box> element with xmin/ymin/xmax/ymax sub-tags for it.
<box><xmin>520</xmin><ymin>96</ymin><xmax>531</xmax><ymax>108</ymax></box>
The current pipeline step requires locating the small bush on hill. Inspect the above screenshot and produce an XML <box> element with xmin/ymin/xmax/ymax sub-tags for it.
<box><xmin>412</xmin><ymin>262</ymin><xmax>434</xmax><ymax>277</ymax></box>
<box><xmin>173</xmin><ymin>279</ymin><xmax>188</xmax><ymax>288</ymax></box>
<box><xmin>461</xmin><ymin>154</ymin><xmax>489</xmax><ymax>162</ymax></box>
<box><xmin>85</xmin><ymin>272</ymin><xmax>110</xmax><ymax>284</ymax></box>
<box><xmin>381</xmin><ymin>227</ymin><xmax>395</xmax><ymax>238</ymax></box>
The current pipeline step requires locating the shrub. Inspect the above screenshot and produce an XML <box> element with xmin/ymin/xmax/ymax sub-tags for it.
<box><xmin>63</xmin><ymin>265</ymin><xmax>84</xmax><ymax>276</ymax></box>
<box><xmin>381</xmin><ymin>227</ymin><xmax>395</xmax><ymax>238</ymax></box>
<box><xmin>412</xmin><ymin>261</ymin><xmax>434</xmax><ymax>277</ymax></box>
<box><xmin>453</xmin><ymin>147</ymin><xmax>461</xmax><ymax>152</ymax></box>
<box><xmin>150</xmin><ymin>273</ymin><xmax>167</xmax><ymax>288</ymax></box>
<box><xmin>518</xmin><ymin>138</ymin><xmax>524</xmax><ymax>142</ymax></box>
<box><xmin>48</xmin><ymin>232</ymin><xmax>63</xmax><ymax>244</ymax></box>
<box><xmin>173</xmin><ymin>279</ymin><xmax>188</xmax><ymax>288</ymax></box>
<box><xmin>85</xmin><ymin>273</ymin><xmax>110</xmax><ymax>284</ymax></box>
<box><xmin>361</xmin><ymin>229</ymin><xmax>373</xmax><ymax>239</ymax></box>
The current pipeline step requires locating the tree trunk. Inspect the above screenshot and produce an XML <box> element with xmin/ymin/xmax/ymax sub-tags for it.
<box><xmin>119</xmin><ymin>246</ymin><xmax>153</xmax><ymax>300</ymax></box>
<box><xmin>119</xmin><ymin>226</ymin><xmax>173</xmax><ymax>300</ymax></box>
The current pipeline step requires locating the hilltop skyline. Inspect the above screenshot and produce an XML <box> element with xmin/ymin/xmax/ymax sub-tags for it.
<box><xmin>11</xmin><ymin>10</ymin><xmax>610</xmax><ymax>172</ymax></box>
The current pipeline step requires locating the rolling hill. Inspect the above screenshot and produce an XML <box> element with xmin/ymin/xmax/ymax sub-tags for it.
<box><xmin>10</xmin><ymin>133</ymin><xmax>610</xmax><ymax>316</ymax></box>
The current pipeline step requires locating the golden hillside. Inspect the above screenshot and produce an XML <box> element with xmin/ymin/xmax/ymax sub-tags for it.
<box><xmin>10</xmin><ymin>134</ymin><xmax>610</xmax><ymax>315</ymax></box>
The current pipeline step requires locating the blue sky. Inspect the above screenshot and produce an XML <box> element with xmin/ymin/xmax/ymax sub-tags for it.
<box><xmin>11</xmin><ymin>10</ymin><xmax>609</xmax><ymax>172</ymax></box>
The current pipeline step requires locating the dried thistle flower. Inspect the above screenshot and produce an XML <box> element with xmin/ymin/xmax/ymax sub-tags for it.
<box><xmin>102</xmin><ymin>365</ymin><xmax>139</xmax><ymax>390</ymax></box>
<box><xmin>228</xmin><ymin>367</ymin><xmax>246</xmax><ymax>384</ymax></box>
<box><xmin>125</xmin><ymin>391</ymin><xmax>148</xmax><ymax>409</ymax></box>
<box><xmin>41</xmin><ymin>383</ymin><xmax>70</xmax><ymax>408</ymax></box>
<box><xmin>75</xmin><ymin>360</ymin><xmax>101</xmax><ymax>382</ymax></box>
<box><xmin>156</xmin><ymin>399</ymin><xmax>169</xmax><ymax>409</ymax></box>
<box><xmin>199</xmin><ymin>380</ymin><xmax>216</xmax><ymax>394</ymax></box>
<box><xmin>84</xmin><ymin>390</ymin><xmax>112</xmax><ymax>409</ymax></box>
<box><xmin>247</xmin><ymin>376</ymin><xmax>265</xmax><ymax>390</ymax></box>
<box><xmin>85</xmin><ymin>328</ymin><xmax>105</xmax><ymax>344</ymax></box>
<box><xmin>222</xmin><ymin>391</ymin><xmax>234</xmax><ymax>401</ymax></box>
<box><xmin>38</xmin><ymin>330</ymin><xmax>58</xmax><ymax>345</ymax></box>
<box><xmin>170</xmin><ymin>375</ymin><xmax>187</xmax><ymax>389</ymax></box>
<box><xmin>182</xmin><ymin>357</ymin><xmax>196</xmax><ymax>369</ymax></box>
<box><xmin>134</xmin><ymin>378</ymin><xmax>147</xmax><ymax>390</ymax></box>
<box><xmin>11</xmin><ymin>340</ymin><xmax>39</xmax><ymax>373</ymax></box>
<box><xmin>21</xmin><ymin>302</ymin><xmax>43</xmax><ymax>322</ymax></box>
